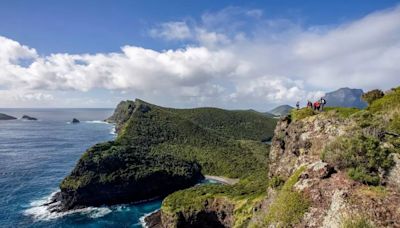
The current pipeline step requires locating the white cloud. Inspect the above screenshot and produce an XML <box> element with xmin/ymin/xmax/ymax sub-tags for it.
<box><xmin>149</xmin><ymin>21</ymin><xmax>192</xmax><ymax>41</ymax></box>
<box><xmin>1</xmin><ymin>6</ymin><xmax>400</xmax><ymax>109</ymax></box>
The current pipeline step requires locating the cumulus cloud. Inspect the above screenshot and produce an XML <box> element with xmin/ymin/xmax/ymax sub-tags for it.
<box><xmin>1</xmin><ymin>5</ymin><xmax>400</xmax><ymax>109</ymax></box>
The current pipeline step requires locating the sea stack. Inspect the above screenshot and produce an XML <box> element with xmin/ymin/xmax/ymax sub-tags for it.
<box><xmin>22</xmin><ymin>115</ymin><xmax>38</xmax><ymax>121</ymax></box>
<box><xmin>72</xmin><ymin>118</ymin><xmax>80</xmax><ymax>124</ymax></box>
<box><xmin>0</xmin><ymin>113</ymin><xmax>17</xmax><ymax>120</ymax></box>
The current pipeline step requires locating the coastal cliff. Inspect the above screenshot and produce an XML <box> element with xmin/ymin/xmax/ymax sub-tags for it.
<box><xmin>156</xmin><ymin>87</ymin><xmax>400</xmax><ymax>227</ymax></box>
<box><xmin>55</xmin><ymin>99</ymin><xmax>277</xmax><ymax>211</ymax></box>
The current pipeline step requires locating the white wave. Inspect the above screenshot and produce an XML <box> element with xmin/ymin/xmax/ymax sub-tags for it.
<box><xmin>85</xmin><ymin>120</ymin><xmax>109</xmax><ymax>124</ymax></box>
<box><xmin>24</xmin><ymin>191</ymin><xmax>112</xmax><ymax>221</ymax></box>
<box><xmin>139</xmin><ymin>209</ymin><xmax>159</xmax><ymax>228</ymax></box>
<box><xmin>110</xmin><ymin>126</ymin><xmax>116</xmax><ymax>135</ymax></box>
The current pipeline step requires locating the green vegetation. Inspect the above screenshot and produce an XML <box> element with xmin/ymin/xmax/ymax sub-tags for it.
<box><xmin>60</xmin><ymin>142</ymin><xmax>201</xmax><ymax>190</ymax></box>
<box><xmin>362</xmin><ymin>89</ymin><xmax>384</xmax><ymax>105</ymax></box>
<box><xmin>171</xmin><ymin>107</ymin><xmax>277</xmax><ymax>141</ymax></box>
<box><xmin>342</xmin><ymin>216</ymin><xmax>374</xmax><ymax>228</ymax></box>
<box><xmin>162</xmin><ymin>169</ymin><xmax>270</xmax><ymax>227</ymax></box>
<box><xmin>264</xmin><ymin>166</ymin><xmax>309</xmax><ymax>227</ymax></box>
<box><xmin>112</xmin><ymin>100</ymin><xmax>276</xmax><ymax>179</ymax></box>
<box><xmin>290</xmin><ymin>108</ymin><xmax>316</xmax><ymax>121</ymax></box>
<box><xmin>324</xmin><ymin>107</ymin><xmax>360</xmax><ymax>118</ymax></box>
<box><xmin>321</xmin><ymin>135</ymin><xmax>394</xmax><ymax>185</ymax></box>
<box><xmin>61</xmin><ymin>98</ymin><xmax>277</xmax><ymax>207</ymax></box>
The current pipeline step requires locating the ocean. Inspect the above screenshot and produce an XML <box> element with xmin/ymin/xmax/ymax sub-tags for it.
<box><xmin>0</xmin><ymin>109</ymin><xmax>161</xmax><ymax>228</ymax></box>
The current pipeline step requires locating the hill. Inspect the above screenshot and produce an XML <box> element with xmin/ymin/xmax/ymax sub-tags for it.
<box><xmin>55</xmin><ymin>99</ymin><xmax>278</xmax><ymax>211</ymax></box>
<box><xmin>268</xmin><ymin>105</ymin><xmax>294</xmax><ymax>116</ymax></box>
<box><xmin>323</xmin><ymin>87</ymin><xmax>368</xmax><ymax>108</ymax></box>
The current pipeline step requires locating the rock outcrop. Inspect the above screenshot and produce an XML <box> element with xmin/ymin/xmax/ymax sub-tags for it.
<box><xmin>72</xmin><ymin>118</ymin><xmax>80</xmax><ymax>124</ymax></box>
<box><xmin>259</xmin><ymin>109</ymin><xmax>400</xmax><ymax>227</ymax></box>
<box><xmin>269</xmin><ymin>114</ymin><xmax>349</xmax><ymax>179</ymax></box>
<box><xmin>161</xmin><ymin>198</ymin><xmax>235</xmax><ymax>228</ymax></box>
<box><xmin>105</xmin><ymin>100</ymin><xmax>137</xmax><ymax>132</ymax></box>
<box><xmin>0</xmin><ymin>113</ymin><xmax>17</xmax><ymax>120</ymax></box>
<box><xmin>22</xmin><ymin>115</ymin><xmax>37</xmax><ymax>120</ymax></box>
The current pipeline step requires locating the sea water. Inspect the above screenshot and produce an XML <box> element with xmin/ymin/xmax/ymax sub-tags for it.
<box><xmin>0</xmin><ymin>109</ymin><xmax>161</xmax><ymax>228</ymax></box>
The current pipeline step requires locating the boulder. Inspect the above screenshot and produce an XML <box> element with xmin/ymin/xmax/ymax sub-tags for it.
<box><xmin>71</xmin><ymin>118</ymin><xmax>80</xmax><ymax>124</ymax></box>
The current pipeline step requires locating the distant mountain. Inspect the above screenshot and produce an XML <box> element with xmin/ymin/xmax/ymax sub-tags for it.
<box><xmin>323</xmin><ymin>87</ymin><xmax>367</xmax><ymax>109</ymax></box>
<box><xmin>268</xmin><ymin>105</ymin><xmax>294</xmax><ymax>116</ymax></box>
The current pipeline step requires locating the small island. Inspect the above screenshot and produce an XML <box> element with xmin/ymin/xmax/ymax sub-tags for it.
<box><xmin>0</xmin><ymin>113</ymin><xmax>17</xmax><ymax>120</ymax></box>
<box><xmin>71</xmin><ymin>118</ymin><xmax>80</xmax><ymax>124</ymax></box>
<box><xmin>22</xmin><ymin>115</ymin><xmax>38</xmax><ymax>121</ymax></box>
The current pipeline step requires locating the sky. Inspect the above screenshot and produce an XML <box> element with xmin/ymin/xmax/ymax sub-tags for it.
<box><xmin>0</xmin><ymin>0</ymin><xmax>400</xmax><ymax>110</ymax></box>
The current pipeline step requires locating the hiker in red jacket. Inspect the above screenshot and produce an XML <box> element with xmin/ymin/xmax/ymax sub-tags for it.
<box><xmin>314</xmin><ymin>101</ymin><xmax>320</xmax><ymax>111</ymax></box>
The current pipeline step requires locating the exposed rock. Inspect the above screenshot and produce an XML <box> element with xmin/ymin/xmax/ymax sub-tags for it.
<box><xmin>321</xmin><ymin>190</ymin><xmax>349</xmax><ymax>228</ymax></box>
<box><xmin>0</xmin><ymin>113</ymin><xmax>17</xmax><ymax>120</ymax></box>
<box><xmin>161</xmin><ymin>198</ymin><xmax>234</xmax><ymax>228</ymax></box>
<box><xmin>269</xmin><ymin>114</ymin><xmax>350</xmax><ymax>179</ymax></box>
<box><xmin>22</xmin><ymin>115</ymin><xmax>37</xmax><ymax>121</ymax></box>
<box><xmin>265</xmin><ymin>110</ymin><xmax>400</xmax><ymax>227</ymax></box>
<box><xmin>71</xmin><ymin>118</ymin><xmax>80</xmax><ymax>124</ymax></box>
<box><xmin>387</xmin><ymin>153</ymin><xmax>400</xmax><ymax>190</ymax></box>
<box><xmin>105</xmin><ymin>100</ymin><xmax>137</xmax><ymax>132</ymax></box>
<box><xmin>145</xmin><ymin>210</ymin><xmax>163</xmax><ymax>228</ymax></box>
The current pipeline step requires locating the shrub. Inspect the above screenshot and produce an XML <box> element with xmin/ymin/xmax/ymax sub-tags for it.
<box><xmin>264</xmin><ymin>167</ymin><xmax>309</xmax><ymax>227</ymax></box>
<box><xmin>321</xmin><ymin>135</ymin><xmax>394</xmax><ymax>185</ymax></box>
<box><xmin>362</xmin><ymin>89</ymin><xmax>384</xmax><ymax>105</ymax></box>
<box><xmin>268</xmin><ymin>176</ymin><xmax>284</xmax><ymax>188</ymax></box>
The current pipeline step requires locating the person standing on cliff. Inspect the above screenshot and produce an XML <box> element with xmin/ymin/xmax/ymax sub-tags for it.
<box><xmin>307</xmin><ymin>100</ymin><xmax>312</xmax><ymax>109</ymax></box>
<box><xmin>314</xmin><ymin>101</ymin><xmax>320</xmax><ymax>111</ymax></box>
<box><xmin>296</xmin><ymin>101</ymin><xmax>300</xmax><ymax>110</ymax></box>
<box><xmin>320</xmin><ymin>98</ymin><xmax>327</xmax><ymax>111</ymax></box>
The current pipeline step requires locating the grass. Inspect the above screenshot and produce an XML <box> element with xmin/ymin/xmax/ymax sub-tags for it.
<box><xmin>324</xmin><ymin>107</ymin><xmax>360</xmax><ymax>118</ymax></box>
<box><xmin>342</xmin><ymin>216</ymin><xmax>374</xmax><ymax>228</ymax></box>
<box><xmin>355</xmin><ymin>186</ymin><xmax>387</xmax><ymax>199</ymax></box>
<box><xmin>290</xmin><ymin>108</ymin><xmax>316</xmax><ymax>121</ymax></box>
<box><xmin>263</xmin><ymin>166</ymin><xmax>309</xmax><ymax>227</ymax></box>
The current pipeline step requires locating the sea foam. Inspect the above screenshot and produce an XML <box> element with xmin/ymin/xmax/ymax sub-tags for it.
<box><xmin>24</xmin><ymin>191</ymin><xmax>112</xmax><ymax>221</ymax></box>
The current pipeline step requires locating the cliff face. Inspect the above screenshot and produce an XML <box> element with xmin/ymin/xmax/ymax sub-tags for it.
<box><xmin>161</xmin><ymin>198</ymin><xmax>235</xmax><ymax>228</ymax></box>
<box><xmin>269</xmin><ymin>114</ymin><xmax>350</xmax><ymax>179</ymax></box>
<box><xmin>105</xmin><ymin>100</ymin><xmax>136</xmax><ymax>132</ymax></box>
<box><xmin>256</xmin><ymin>105</ymin><xmax>400</xmax><ymax>227</ymax></box>
<box><xmin>56</xmin><ymin>142</ymin><xmax>203</xmax><ymax>211</ymax></box>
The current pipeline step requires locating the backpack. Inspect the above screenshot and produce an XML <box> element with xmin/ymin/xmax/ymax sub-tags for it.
<box><xmin>321</xmin><ymin>99</ymin><xmax>326</xmax><ymax>104</ymax></box>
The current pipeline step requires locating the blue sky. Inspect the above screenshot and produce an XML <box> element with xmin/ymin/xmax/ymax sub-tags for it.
<box><xmin>0</xmin><ymin>0</ymin><xmax>400</xmax><ymax>109</ymax></box>
<box><xmin>1</xmin><ymin>0</ymin><xmax>397</xmax><ymax>54</ymax></box>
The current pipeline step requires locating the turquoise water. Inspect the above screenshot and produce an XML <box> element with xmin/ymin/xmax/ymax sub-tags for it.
<box><xmin>0</xmin><ymin>109</ymin><xmax>161</xmax><ymax>228</ymax></box>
